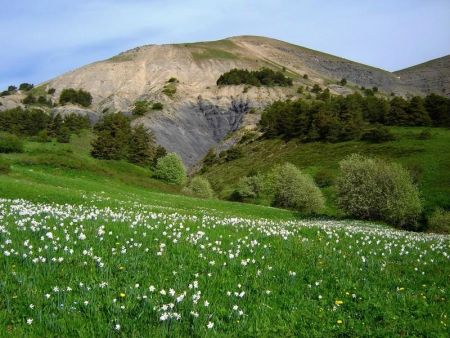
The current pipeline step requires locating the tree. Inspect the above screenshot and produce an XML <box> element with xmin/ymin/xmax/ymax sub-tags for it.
<box><xmin>127</xmin><ymin>124</ymin><xmax>156</xmax><ymax>166</ymax></box>
<box><xmin>19</xmin><ymin>83</ymin><xmax>34</xmax><ymax>91</ymax></box>
<box><xmin>91</xmin><ymin>113</ymin><xmax>131</xmax><ymax>160</ymax></box>
<box><xmin>311</xmin><ymin>84</ymin><xmax>322</xmax><ymax>94</ymax></box>
<box><xmin>340</xmin><ymin>78</ymin><xmax>347</xmax><ymax>86</ymax></box>
<box><xmin>154</xmin><ymin>153</ymin><xmax>186</xmax><ymax>185</ymax></box>
<box><xmin>424</xmin><ymin>93</ymin><xmax>450</xmax><ymax>127</ymax></box>
<box><xmin>336</xmin><ymin>154</ymin><xmax>422</xmax><ymax>229</ymax></box>
<box><xmin>56</xmin><ymin>126</ymin><xmax>71</xmax><ymax>143</ymax></box>
<box><xmin>406</xmin><ymin>96</ymin><xmax>431</xmax><ymax>126</ymax></box>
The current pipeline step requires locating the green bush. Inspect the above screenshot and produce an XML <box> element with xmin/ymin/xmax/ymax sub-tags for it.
<box><xmin>0</xmin><ymin>157</ymin><xmax>10</xmax><ymax>174</ymax></box>
<box><xmin>59</xmin><ymin>88</ymin><xmax>92</xmax><ymax>107</ymax></box>
<box><xmin>427</xmin><ymin>208</ymin><xmax>450</xmax><ymax>233</ymax></box>
<box><xmin>0</xmin><ymin>132</ymin><xmax>24</xmax><ymax>153</ymax></box>
<box><xmin>152</xmin><ymin>102</ymin><xmax>164</xmax><ymax>110</ymax></box>
<box><xmin>267</xmin><ymin>163</ymin><xmax>324</xmax><ymax>214</ymax></box>
<box><xmin>184</xmin><ymin>177</ymin><xmax>214</xmax><ymax>199</ymax></box>
<box><xmin>231</xmin><ymin>174</ymin><xmax>265</xmax><ymax>201</ymax></box>
<box><xmin>336</xmin><ymin>154</ymin><xmax>422</xmax><ymax>229</ymax></box>
<box><xmin>154</xmin><ymin>153</ymin><xmax>186</xmax><ymax>185</ymax></box>
<box><xmin>132</xmin><ymin>101</ymin><xmax>150</xmax><ymax>116</ymax></box>
<box><xmin>361</xmin><ymin>127</ymin><xmax>396</xmax><ymax>143</ymax></box>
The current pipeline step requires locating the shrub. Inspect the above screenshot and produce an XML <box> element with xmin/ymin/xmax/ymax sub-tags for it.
<box><xmin>336</xmin><ymin>154</ymin><xmax>422</xmax><ymax>229</ymax></box>
<box><xmin>59</xmin><ymin>88</ymin><xmax>92</xmax><ymax>107</ymax></box>
<box><xmin>184</xmin><ymin>177</ymin><xmax>214</xmax><ymax>199</ymax></box>
<box><xmin>427</xmin><ymin>208</ymin><xmax>450</xmax><ymax>233</ymax></box>
<box><xmin>132</xmin><ymin>101</ymin><xmax>150</xmax><ymax>116</ymax></box>
<box><xmin>361</xmin><ymin>127</ymin><xmax>396</xmax><ymax>143</ymax></box>
<box><xmin>267</xmin><ymin>163</ymin><xmax>324</xmax><ymax>214</ymax></box>
<box><xmin>168</xmin><ymin>77</ymin><xmax>178</xmax><ymax>83</ymax></box>
<box><xmin>314</xmin><ymin>169</ymin><xmax>334</xmax><ymax>188</ymax></box>
<box><xmin>154</xmin><ymin>153</ymin><xmax>186</xmax><ymax>185</ymax></box>
<box><xmin>231</xmin><ymin>174</ymin><xmax>265</xmax><ymax>201</ymax></box>
<box><xmin>22</xmin><ymin>94</ymin><xmax>36</xmax><ymax>105</ymax></box>
<box><xmin>0</xmin><ymin>132</ymin><xmax>24</xmax><ymax>153</ymax></box>
<box><xmin>152</xmin><ymin>102</ymin><xmax>164</xmax><ymax>110</ymax></box>
<box><xmin>47</xmin><ymin>88</ymin><xmax>56</xmax><ymax>95</ymax></box>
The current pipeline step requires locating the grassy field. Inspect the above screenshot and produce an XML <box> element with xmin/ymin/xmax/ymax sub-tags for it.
<box><xmin>203</xmin><ymin>127</ymin><xmax>450</xmax><ymax>217</ymax></box>
<box><xmin>0</xmin><ymin>130</ymin><xmax>449</xmax><ymax>336</ymax></box>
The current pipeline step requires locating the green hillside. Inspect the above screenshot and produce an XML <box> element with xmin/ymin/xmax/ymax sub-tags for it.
<box><xmin>203</xmin><ymin>127</ymin><xmax>450</xmax><ymax>218</ymax></box>
<box><xmin>0</xmin><ymin>132</ymin><xmax>449</xmax><ymax>336</ymax></box>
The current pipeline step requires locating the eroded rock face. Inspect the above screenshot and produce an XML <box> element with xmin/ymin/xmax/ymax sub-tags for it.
<box><xmin>138</xmin><ymin>97</ymin><xmax>251</xmax><ymax>167</ymax></box>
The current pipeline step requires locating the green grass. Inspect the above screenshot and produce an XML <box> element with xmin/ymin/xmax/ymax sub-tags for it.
<box><xmin>0</xmin><ymin>129</ymin><xmax>449</xmax><ymax>336</ymax></box>
<box><xmin>203</xmin><ymin>127</ymin><xmax>450</xmax><ymax>216</ymax></box>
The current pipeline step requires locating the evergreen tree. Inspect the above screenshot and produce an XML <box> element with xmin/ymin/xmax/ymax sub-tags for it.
<box><xmin>128</xmin><ymin>124</ymin><xmax>156</xmax><ymax>166</ymax></box>
<box><xmin>91</xmin><ymin>113</ymin><xmax>131</xmax><ymax>160</ymax></box>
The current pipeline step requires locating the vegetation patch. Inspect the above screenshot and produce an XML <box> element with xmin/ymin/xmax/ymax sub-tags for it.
<box><xmin>217</xmin><ymin>68</ymin><xmax>292</xmax><ymax>86</ymax></box>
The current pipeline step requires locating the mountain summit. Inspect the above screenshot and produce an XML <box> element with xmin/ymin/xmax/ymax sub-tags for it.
<box><xmin>2</xmin><ymin>36</ymin><xmax>448</xmax><ymax>166</ymax></box>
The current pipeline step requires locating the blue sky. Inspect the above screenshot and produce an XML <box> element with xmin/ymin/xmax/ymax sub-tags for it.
<box><xmin>1</xmin><ymin>0</ymin><xmax>449</xmax><ymax>89</ymax></box>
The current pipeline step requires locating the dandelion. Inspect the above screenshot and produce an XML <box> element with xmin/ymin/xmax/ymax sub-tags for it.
<box><xmin>335</xmin><ymin>300</ymin><xmax>343</xmax><ymax>305</ymax></box>
<box><xmin>337</xmin><ymin>320</ymin><xmax>343</xmax><ymax>324</ymax></box>
<box><xmin>120</xmin><ymin>293</ymin><xmax>126</xmax><ymax>298</ymax></box>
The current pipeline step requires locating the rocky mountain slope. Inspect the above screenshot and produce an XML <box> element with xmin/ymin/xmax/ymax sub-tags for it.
<box><xmin>394</xmin><ymin>55</ymin><xmax>450</xmax><ymax>97</ymax></box>
<box><xmin>1</xmin><ymin>36</ymin><xmax>447</xmax><ymax>166</ymax></box>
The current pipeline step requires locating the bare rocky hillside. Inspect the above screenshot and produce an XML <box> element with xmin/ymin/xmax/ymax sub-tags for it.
<box><xmin>1</xmin><ymin>36</ymin><xmax>447</xmax><ymax>166</ymax></box>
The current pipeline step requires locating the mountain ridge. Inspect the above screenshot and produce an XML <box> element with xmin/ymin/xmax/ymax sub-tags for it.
<box><xmin>1</xmin><ymin>35</ymin><xmax>448</xmax><ymax>167</ymax></box>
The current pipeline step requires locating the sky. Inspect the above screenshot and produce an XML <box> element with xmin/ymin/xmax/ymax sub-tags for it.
<box><xmin>1</xmin><ymin>0</ymin><xmax>449</xmax><ymax>89</ymax></box>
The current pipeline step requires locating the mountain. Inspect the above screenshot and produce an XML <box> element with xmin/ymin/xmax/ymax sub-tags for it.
<box><xmin>1</xmin><ymin>36</ymin><xmax>447</xmax><ymax>166</ymax></box>
<box><xmin>394</xmin><ymin>55</ymin><xmax>450</xmax><ymax>96</ymax></box>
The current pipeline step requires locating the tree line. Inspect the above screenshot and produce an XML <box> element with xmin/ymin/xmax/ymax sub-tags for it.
<box><xmin>217</xmin><ymin>68</ymin><xmax>293</xmax><ymax>87</ymax></box>
<box><xmin>260</xmin><ymin>93</ymin><xmax>449</xmax><ymax>142</ymax></box>
<box><xmin>0</xmin><ymin>107</ymin><xmax>90</xmax><ymax>141</ymax></box>
<box><xmin>90</xmin><ymin>113</ymin><xmax>166</xmax><ymax>167</ymax></box>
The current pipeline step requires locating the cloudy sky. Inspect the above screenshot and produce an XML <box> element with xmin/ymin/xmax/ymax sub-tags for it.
<box><xmin>1</xmin><ymin>0</ymin><xmax>449</xmax><ymax>89</ymax></box>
